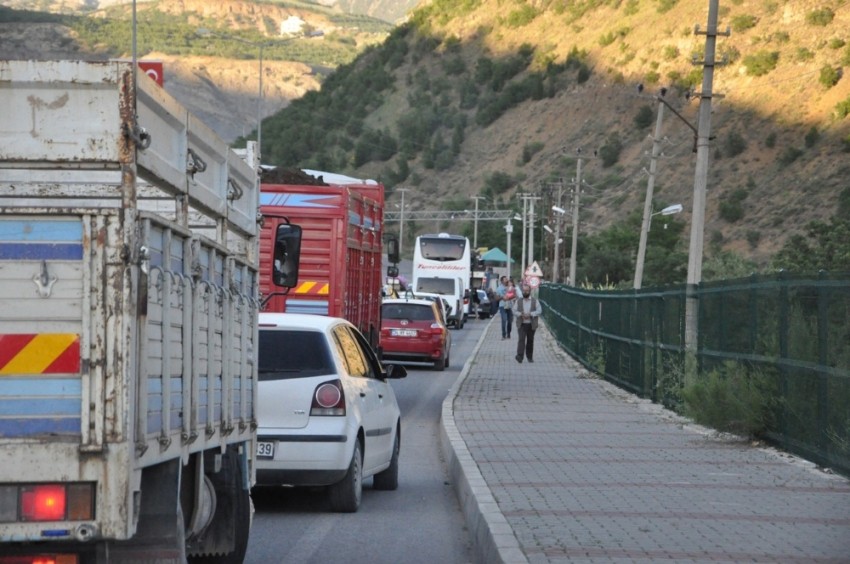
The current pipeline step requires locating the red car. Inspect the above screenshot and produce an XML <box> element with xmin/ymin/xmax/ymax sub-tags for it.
<box><xmin>380</xmin><ymin>297</ymin><xmax>452</xmax><ymax>370</ymax></box>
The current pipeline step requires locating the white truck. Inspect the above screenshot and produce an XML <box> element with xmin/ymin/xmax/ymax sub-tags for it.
<box><xmin>0</xmin><ymin>60</ymin><xmax>300</xmax><ymax>563</ymax></box>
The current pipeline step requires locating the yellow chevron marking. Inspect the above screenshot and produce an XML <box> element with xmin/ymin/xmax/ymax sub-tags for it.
<box><xmin>1</xmin><ymin>333</ymin><xmax>77</xmax><ymax>374</ymax></box>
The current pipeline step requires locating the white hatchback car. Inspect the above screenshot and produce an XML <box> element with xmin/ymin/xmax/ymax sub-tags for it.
<box><xmin>255</xmin><ymin>313</ymin><xmax>407</xmax><ymax>512</ymax></box>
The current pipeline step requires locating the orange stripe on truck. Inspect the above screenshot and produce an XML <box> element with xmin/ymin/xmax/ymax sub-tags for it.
<box><xmin>0</xmin><ymin>334</ymin><xmax>81</xmax><ymax>375</ymax></box>
<box><xmin>292</xmin><ymin>281</ymin><xmax>329</xmax><ymax>295</ymax></box>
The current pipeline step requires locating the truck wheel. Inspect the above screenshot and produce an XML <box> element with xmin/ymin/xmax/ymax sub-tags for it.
<box><xmin>188</xmin><ymin>452</ymin><xmax>251</xmax><ymax>564</ymax></box>
<box><xmin>329</xmin><ymin>440</ymin><xmax>362</xmax><ymax>512</ymax></box>
<box><xmin>372</xmin><ymin>431</ymin><xmax>399</xmax><ymax>491</ymax></box>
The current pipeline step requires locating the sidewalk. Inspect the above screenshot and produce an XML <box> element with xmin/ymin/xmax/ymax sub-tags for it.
<box><xmin>440</xmin><ymin>318</ymin><xmax>850</xmax><ymax>564</ymax></box>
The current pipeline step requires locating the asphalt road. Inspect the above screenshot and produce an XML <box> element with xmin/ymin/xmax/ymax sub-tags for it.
<box><xmin>244</xmin><ymin>316</ymin><xmax>488</xmax><ymax>564</ymax></box>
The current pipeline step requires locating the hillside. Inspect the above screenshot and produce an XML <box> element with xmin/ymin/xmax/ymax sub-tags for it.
<box><xmin>3</xmin><ymin>0</ymin><xmax>850</xmax><ymax>283</ymax></box>
<box><xmin>260</xmin><ymin>0</ymin><xmax>850</xmax><ymax>277</ymax></box>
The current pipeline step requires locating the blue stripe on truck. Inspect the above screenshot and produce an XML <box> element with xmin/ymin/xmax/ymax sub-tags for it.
<box><xmin>0</xmin><ymin>378</ymin><xmax>81</xmax><ymax>437</ymax></box>
<box><xmin>0</xmin><ymin>219</ymin><xmax>83</xmax><ymax>260</ymax></box>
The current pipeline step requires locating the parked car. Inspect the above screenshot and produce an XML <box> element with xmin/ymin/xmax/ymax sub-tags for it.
<box><xmin>380</xmin><ymin>297</ymin><xmax>452</xmax><ymax>370</ymax></box>
<box><xmin>475</xmin><ymin>289</ymin><xmax>492</xmax><ymax>319</ymax></box>
<box><xmin>411</xmin><ymin>291</ymin><xmax>452</xmax><ymax>326</ymax></box>
<box><xmin>254</xmin><ymin>313</ymin><xmax>407</xmax><ymax>512</ymax></box>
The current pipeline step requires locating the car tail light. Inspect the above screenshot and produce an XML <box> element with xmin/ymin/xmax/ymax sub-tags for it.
<box><xmin>311</xmin><ymin>380</ymin><xmax>345</xmax><ymax>416</ymax></box>
<box><xmin>0</xmin><ymin>483</ymin><xmax>94</xmax><ymax>523</ymax></box>
<box><xmin>429</xmin><ymin>323</ymin><xmax>444</xmax><ymax>335</ymax></box>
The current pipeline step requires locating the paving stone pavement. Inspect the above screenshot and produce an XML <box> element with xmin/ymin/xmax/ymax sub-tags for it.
<box><xmin>440</xmin><ymin>318</ymin><xmax>850</xmax><ymax>564</ymax></box>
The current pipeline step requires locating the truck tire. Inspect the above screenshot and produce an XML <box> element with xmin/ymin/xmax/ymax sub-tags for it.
<box><xmin>188</xmin><ymin>452</ymin><xmax>251</xmax><ymax>564</ymax></box>
<box><xmin>329</xmin><ymin>440</ymin><xmax>362</xmax><ymax>513</ymax></box>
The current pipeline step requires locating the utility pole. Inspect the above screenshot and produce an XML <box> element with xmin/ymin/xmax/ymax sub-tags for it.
<box><xmin>519</xmin><ymin>194</ymin><xmax>528</xmax><ymax>276</ymax></box>
<box><xmin>634</xmin><ymin>95</ymin><xmax>666</xmax><ymax>290</ymax></box>
<box><xmin>527</xmin><ymin>197</ymin><xmax>536</xmax><ymax>268</ymax></box>
<box><xmin>397</xmin><ymin>188</ymin><xmax>409</xmax><ymax>258</ymax></box>
<box><xmin>552</xmin><ymin>183</ymin><xmax>565</xmax><ymax>284</ymax></box>
<box><xmin>685</xmin><ymin>0</ymin><xmax>726</xmax><ymax>352</ymax></box>
<box><xmin>472</xmin><ymin>196</ymin><xmax>487</xmax><ymax>249</ymax></box>
<box><xmin>568</xmin><ymin>154</ymin><xmax>584</xmax><ymax>286</ymax></box>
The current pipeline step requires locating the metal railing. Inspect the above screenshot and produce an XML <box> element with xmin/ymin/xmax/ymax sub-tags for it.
<box><xmin>540</xmin><ymin>271</ymin><xmax>850</xmax><ymax>476</ymax></box>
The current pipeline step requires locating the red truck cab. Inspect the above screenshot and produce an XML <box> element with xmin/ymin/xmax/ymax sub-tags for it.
<box><xmin>259</xmin><ymin>169</ymin><xmax>385</xmax><ymax>346</ymax></box>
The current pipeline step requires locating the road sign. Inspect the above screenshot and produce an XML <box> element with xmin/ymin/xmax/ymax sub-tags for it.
<box><xmin>524</xmin><ymin>261</ymin><xmax>543</xmax><ymax>278</ymax></box>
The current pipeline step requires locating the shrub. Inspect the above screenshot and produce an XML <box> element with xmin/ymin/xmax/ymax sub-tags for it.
<box><xmin>778</xmin><ymin>147</ymin><xmax>803</xmax><ymax>166</ymax></box>
<box><xmin>662</xmin><ymin>45</ymin><xmax>680</xmax><ymax>61</ymax></box>
<box><xmin>819</xmin><ymin>65</ymin><xmax>841</xmax><ymax>89</ymax></box>
<box><xmin>829</xmin><ymin>38</ymin><xmax>846</xmax><ymax>49</ymax></box>
<box><xmin>730</xmin><ymin>14</ymin><xmax>757</xmax><ymax>32</ymax></box>
<box><xmin>719</xmin><ymin>188</ymin><xmax>748</xmax><ymax>223</ymax></box>
<box><xmin>765</xmin><ymin>132</ymin><xmax>777</xmax><ymax>148</ymax></box>
<box><xmin>682</xmin><ymin>361</ymin><xmax>778</xmax><ymax>438</ymax></box>
<box><xmin>598</xmin><ymin>134</ymin><xmax>623</xmax><ymax>168</ymax></box>
<box><xmin>835</xmin><ymin>96</ymin><xmax>850</xmax><ymax>119</ymax></box>
<box><xmin>795</xmin><ymin>48</ymin><xmax>815</xmax><ymax>62</ymax></box>
<box><xmin>719</xmin><ymin>199</ymin><xmax>744</xmax><ymax>223</ymax></box>
<box><xmin>805</xmin><ymin>126</ymin><xmax>820</xmax><ymax>148</ymax></box>
<box><xmin>746</xmin><ymin>230</ymin><xmax>761</xmax><ymax>248</ymax></box>
<box><xmin>806</xmin><ymin>8</ymin><xmax>835</xmax><ymax>26</ymax></box>
<box><xmin>505</xmin><ymin>4</ymin><xmax>540</xmax><ymax>28</ymax></box>
<box><xmin>644</xmin><ymin>70</ymin><xmax>661</xmax><ymax>85</ymax></box>
<box><xmin>724</xmin><ymin>131</ymin><xmax>747</xmax><ymax>158</ymax></box>
<box><xmin>742</xmin><ymin>51</ymin><xmax>779</xmax><ymax>76</ymax></box>
<box><xmin>634</xmin><ymin>105</ymin><xmax>654</xmax><ymax>130</ymax></box>
<box><xmin>656</xmin><ymin>0</ymin><xmax>678</xmax><ymax>14</ymax></box>
<box><xmin>521</xmin><ymin>142</ymin><xmax>545</xmax><ymax>164</ymax></box>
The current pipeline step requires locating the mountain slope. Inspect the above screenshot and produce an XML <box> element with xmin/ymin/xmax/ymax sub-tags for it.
<box><xmin>262</xmin><ymin>0</ymin><xmax>850</xmax><ymax>275</ymax></box>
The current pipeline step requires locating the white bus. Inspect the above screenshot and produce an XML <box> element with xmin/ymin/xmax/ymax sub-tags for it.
<box><xmin>412</xmin><ymin>233</ymin><xmax>472</xmax><ymax>324</ymax></box>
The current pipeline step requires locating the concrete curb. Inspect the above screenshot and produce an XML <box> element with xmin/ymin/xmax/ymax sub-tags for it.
<box><xmin>439</xmin><ymin>318</ymin><xmax>529</xmax><ymax>564</ymax></box>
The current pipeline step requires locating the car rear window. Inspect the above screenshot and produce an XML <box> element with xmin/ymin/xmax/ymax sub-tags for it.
<box><xmin>416</xmin><ymin>278</ymin><xmax>454</xmax><ymax>294</ymax></box>
<box><xmin>258</xmin><ymin>329</ymin><xmax>334</xmax><ymax>380</ymax></box>
<box><xmin>382</xmin><ymin>303</ymin><xmax>435</xmax><ymax>321</ymax></box>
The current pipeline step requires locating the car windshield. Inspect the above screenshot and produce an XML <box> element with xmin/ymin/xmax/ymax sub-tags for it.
<box><xmin>382</xmin><ymin>303</ymin><xmax>435</xmax><ymax>321</ymax></box>
<box><xmin>258</xmin><ymin>329</ymin><xmax>335</xmax><ymax>380</ymax></box>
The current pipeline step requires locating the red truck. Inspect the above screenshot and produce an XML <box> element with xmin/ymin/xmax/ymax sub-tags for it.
<box><xmin>259</xmin><ymin>168</ymin><xmax>385</xmax><ymax>346</ymax></box>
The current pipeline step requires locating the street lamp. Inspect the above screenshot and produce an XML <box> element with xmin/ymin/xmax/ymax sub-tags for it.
<box><xmin>504</xmin><ymin>221</ymin><xmax>514</xmax><ymax>280</ymax></box>
<box><xmin>633</xmin><ymin>203</ymin><xmax>682</xmax><ymax>289</ymax></box>
<box><xmin>196</xmin><ymin>29</ymin><xmax>285</xmax><ymax>162</ymax></box>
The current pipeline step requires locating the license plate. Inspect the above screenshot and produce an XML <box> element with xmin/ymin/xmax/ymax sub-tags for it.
<box><xmin>257</xmin><ymin>441</ymin><xmax>275</xmax><ymax>458</ymax></box>
<box><xmin>391</xmin><ymin>329</ymin><xmax>417</xmax><ymax>337</ymax></box>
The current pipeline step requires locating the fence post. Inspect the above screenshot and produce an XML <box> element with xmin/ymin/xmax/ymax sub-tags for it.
<box><xmin>817</xmin><ymin>270</ymin><xmax>829</xmax><ymax>459</ymax></box>
<box><xmin>778</xmin><ymin>269</ymin><xmax>790</xmax><ymax>452</ymax></box>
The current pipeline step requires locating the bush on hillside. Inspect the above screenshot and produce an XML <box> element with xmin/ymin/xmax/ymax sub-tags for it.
<box><xmin>743</xmin><ymin>51</ymin><xmax>779</xmax><ymax>76</ymax></box>
<box><xmin>819</xmin><ymin>65</ymin><xmax>841</xmax><ymax>89</ymax></box>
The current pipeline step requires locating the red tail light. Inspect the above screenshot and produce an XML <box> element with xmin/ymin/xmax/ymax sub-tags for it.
<box><xmin>0</xmin><ymin>557</ymin><xmax>78</xmax><ymax>564</ymax></box>
<box><xmin>429</xmin><ymin>323</ymin><xmax>445</xmax><ymax>336</ymax></box>
<box><xmin>311</xmin><ymin>380</ymin><xmax>345</xmax><ymax>416</ymax></box>
<box><xmin>21</xmin><ymin>485</ymin><xmax>66</xmax><ymax>522</ymax></box>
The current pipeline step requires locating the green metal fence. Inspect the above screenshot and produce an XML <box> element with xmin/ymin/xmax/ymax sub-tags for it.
<box><xmin>539</xmin><ymin>271</ymin><xmax>850</xmax><ymax>476</ymax></box>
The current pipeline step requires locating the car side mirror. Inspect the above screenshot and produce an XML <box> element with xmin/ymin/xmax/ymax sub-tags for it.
<box><xmin>383</xmin><ymin>364</ymin><xmax>407</xmax><ymax>379</ymax></box>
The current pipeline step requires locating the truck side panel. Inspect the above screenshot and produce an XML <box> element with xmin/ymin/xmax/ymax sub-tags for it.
<box><xmin>259</xmin><ymin>184</ymin><xmax>384</xmax><ymax>340</ymax></box>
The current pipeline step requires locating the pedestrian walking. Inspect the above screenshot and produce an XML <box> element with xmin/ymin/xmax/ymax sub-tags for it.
<box><xmin>496</xmin><ymin>276</ymin><xmax>515</xmax><ymax>340</ymax></box>
<box><xmin>514</xmin><ymin>283</ymin><xmax>541</xmax><ymax>363</ymax></box>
